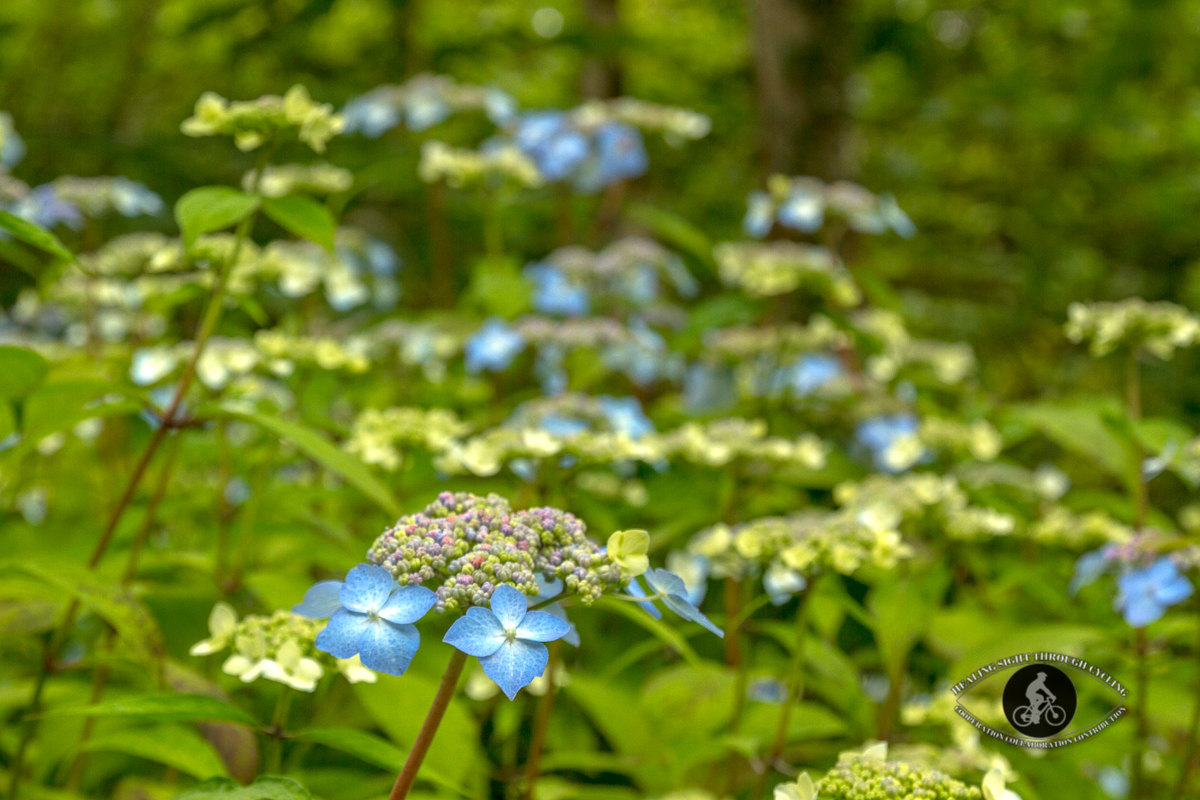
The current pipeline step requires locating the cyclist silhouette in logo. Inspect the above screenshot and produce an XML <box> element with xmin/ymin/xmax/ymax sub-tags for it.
<box><xmin>1014</xmin><ymin>671</ymin><xmax>1065</xmax><ymax>728</ymax></box>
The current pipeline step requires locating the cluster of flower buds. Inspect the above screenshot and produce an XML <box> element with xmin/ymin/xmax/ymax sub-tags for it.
<box><xmin>345</xmin><ymin>407</ymin><xmax>472</xmax><ymax>470</ymax></box>
<box><xmin>190</xmin><ymin>604</ymin><xmax>375</xmax><ymax>691</ymax></box>
<box><xmin>704</xmin><ymin>318</ymin><xmax>850</xmax><ymax>362</ymax></box>
<box><xmin>899</xmin><ymin>693</ymin><xmax>1015</xmax><ymax>781</ymax></box>
<box><xmin>852</xmin><ymin>309</ymin><xmax>977</xmax><ymax>386</ymax></box>
<box><xmin>714</xmin><ymin>241</ymin><xmax>861</xmax><ymax>304</ymax></box>
<box><xmin>181</xmin><ymin>85</ymin><xmax>344</xmax><ymax>152</ymax></box>
<box><xmin>791</xmin><ymin>743</ymin><xmax>988</xmax><ymax>800</ymax></box>
<box><xmin>417</xmin><ymin>140</ymin><xmax>543</xmax><ymax>188</ymax></box>
<box><xmin>1029</xmin><ymin>506</ymin><xmax>1132</xmax><ymax>548</ymax></box>
<box><xmin>242</xmin><ymin>162</ymin><xmax>354</xmax><ymax>197</ymax></box>
<box><xmin>744</xmin><ymin>175</ymin><xmax>915</xmax><ymax>240</ymax></box>
<box><xmin>365</xmin><ymin>491</ymin><xmax>623</xmax><ymax>612</ymax></box>
<box><xmin>342</xmin><ymin>74</ymin><xmax>517</xmax><ymax>136</ymax></box>
<box><xmin>1065</xmin><ymin>298</ymin><xmax>1200</xmax><ymax>359</ymax></box>
<box><xmin>572</xmin><ymin>97</ymin><xmax>711</xmax><ymax>144</ymax></box>
<box><xmin>834</xmin><ymin>474</ymin><xmax>1015</xmax><ymax>541</ymax></box>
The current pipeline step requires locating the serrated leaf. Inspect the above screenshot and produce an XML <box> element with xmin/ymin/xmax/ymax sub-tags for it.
<box><xmin>44</xmin><ymin>693</ymin><xmax>258</xmax><ymax>726</ymax></box>
<box><xmin>216</xmin><ymin>405</ymin><xmax>400</xmax><ymax>517</ymax></box>
<box><xmin>83</xmin><ymin>724</ymin><xmax>228</xmax><ymax>779</ymax></box>
<box><xmin>171</xmin><ymin>776</ymin><xmax>312</xmax><ymax>800</ymax></box>
<box><xmin>261</xmin><ymin>195</ymin><xmax>336</xmax><ymax>252</ymax></box>
<box><xmin>0</xmin><ymin>209</ymin><xmax>74</xmax><ymax>261</ymax></box>
<box><xmin>0</xmin><ymin>346</ymin><xmax>49</xmax><ymax>400</ymax></box>
<box><xmin>175</xmin><ymin>187</ymin><xmax>260</xmax><ymax>248</ymax></box>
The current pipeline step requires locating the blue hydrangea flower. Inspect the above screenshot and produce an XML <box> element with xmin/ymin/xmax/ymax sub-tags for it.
<box><xmin>879</xmin><ymin>194</ymin><xmax>916</xmax><ymax>239</ymax></box>
<box><xmin>541</xmin><ymin>414</ymin><xmax>590</xmax><ymax>437</ymax></box>
<box><xmin>534</xmin><ymin>343</ymin><xmax>568</xmax><ymax>395</ymax></box>
<box><xmin>404</xmin><ymin>91</ymin><xmax>451</xmax><ymax>132</ymax></box>
<box><xmin>465</xmin><ymin>318</ymin><xmax>525</xmax><ymax>373</ymax></box>
<box><xmin>855</xmin><ymin>413</ymin><xmax>922</xmax><ymax>472</ymax></box>
<box><xmin>533</xmin><ymin>575</ymin><xmax>580</xmax><ymax>647</ymax></box>
<box><xmin>515</xmin><ymin>112</ymin><xmax>590</xmax><ymax>181</ymax></box>
<box><xmin>777</xmin><ymin>187</ymin><xmax>824</xmax><ymax>233</ymax></box>
<box><xmin>110</xmin><ymin>178</ymin><xmax>164</xmax><ymax>217</ymax></box>
<box><xmin>1069</xmin><ymin>547</ymin><xmax>1115</xmax><ymax>596</ymax></box>
<box><xmin>342</xmin><ymin>90</ymin><xmax>403</xmax><ymax>138</ymax></box>
<box><xmin>1114</xmin><ymin>557</ymin><xmax>1194</xmax><ymax>628</ymax></box>
<box><xmin>12</xmin><ymin>185</ymin><xmax>84</xmax><ymax>230</ymax></box>
<box><xmin>743</xmin><ymin>190</ymin><xmax>774</xmax><ymax>238</ymax></box>
<box><xmin>443</xmin><ymin>584</ymin><xmax>571</xmax><ymax>699</ymax></box>
<box><xmin>483</xmin><ymin>89</ymin><xmax>518</xmax><ymax>126</ymax></box>
<box><xmin>526</xmin><ymin>263</ymin><xmax>590</xmax><ymax>317</ymax></box>
<box><xmin>604</xmin><ymin>318</ymin><xmax>674</xmax><ymax>387</ymax></box>
<box><xmin>0</xmin><ymin>113</ymin><xmax>25</xmax><ymax>169</ymax></box>
<box><xmin>763</xmin><ymin>561</ymin><xmax>807</xmax><ymax>606</ymax></box>
<box><xmin>636</xmin><ymin>568</ymin><xmax>724</xmax><ymax>637</ymax></box>
<box><xmin>747</xmin><ymin>677</ymin><xmax>788</xmax><ymax>704</ymax></box>
<box><xmin>598</xmin><ymin>396</ymin><xmax>654</xmax><ymax>439</ymax></box>
<box><xmin>302</xmin><ymin>564</ymin><xmax>437</xmax><ymax>676</ymax></box>
<box><xmin>783</xmin><ymin>353</ymin><xmax>843</xmax><ymax>396</ymax></box>
<box><xmin>576</xmin><ymin>123</ymin><xmax>648</xmax><ymax>192</ymax></box>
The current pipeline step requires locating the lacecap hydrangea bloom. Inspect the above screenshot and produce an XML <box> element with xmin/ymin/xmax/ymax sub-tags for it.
<box><xmin>1065</xmin><ymin>298</ymin><xmax>1200</xmax><ymax>359</ymax></box>
<box><xmin>181</xmin><ymin>85</ymin><xmax>344</xmax><ymax>152</ymax></box>
<box><xmin>190</xmin><ymin>603</ymin><xmax>375</xmax><ymax>691</ymax></box>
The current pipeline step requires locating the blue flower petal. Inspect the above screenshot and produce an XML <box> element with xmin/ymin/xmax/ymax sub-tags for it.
<box><xmin>479</xmin><ymin>638</ymin><xmax>549</xmax><ymax>700</ymax></box>
<box><xmin>1154</xmin><ymin>574</ymin><xmax>1194</xmax><ymax>606</ymax></box>
<box><xmin>444</xmin><ymin>606</ymin><xmax>507</xmax><ymax>657</ymax></box>
<box><xmin>661</xmin><ymin>593</ymin><xmax>725</xmax><ymax>638</ymax></box>
<box><xmin>358</xmin><ymin>619</ymin><xmax>420</xmax><ymax>676</ymax></box>
<box><xmin>1121</xmin><ymin>594</ymin><xmax>1165</xmax><ymax>628</ymax></box>
<box><xmin>543</xmin><ymin>603</ymin><xmax>580</xmax><ymax>647</ymax></box>
<box><xmin>645</xmin><ymin>568</ymin><xmax>688</xmax><ymax>598</ymax></box>
<box><xmin>379</xmin><ymin>585</ymin><xmax>438</xmax><ymax>625</ymax></box>
<box><xmin>315</xmin><ymin>609</ymin><xmax>371</xmax><ymax>658</ymax></box>
<box><xmin>340</xmin><ymin>564</ymin><xmax>396</xmax><ymax>614</ymax></box>
<box><xmin>488</xmin><ymin>584</ymin><xmax>528</xmax><ymax>630</ymax></box>
<box><xmin>1069</xmin><ymin>549</ymin><xmax>1111</xmax><ymax>596</ymax></box>
<box><xmin>534</xmin><ymin>574</ymin><xmax>564</xmax><ymax>599</ymax></box>
<box><xmin>293</xmin><ymin>580</ymin><xmax>344</xmax><ymax>618</ymax></box>
<box><xmin>515</xmin><ymin>610</ymin><xmax>571</xmax><ymax>642</ymax></box>
<box><xmin>626</xmin><ymin>578</ymin><xmax>662</xmax><ymax>620</ymax></box>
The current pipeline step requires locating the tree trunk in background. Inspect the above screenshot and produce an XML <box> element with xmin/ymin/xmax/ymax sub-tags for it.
<box><xmin>748</xmin><ymin>0</ymin><xmax>855</xmax><ymax>180</ymax></box>
<box><xmin>581</xmin><ymin>0</ymin><xmax>622</xmax><ymax>100</ymax></box>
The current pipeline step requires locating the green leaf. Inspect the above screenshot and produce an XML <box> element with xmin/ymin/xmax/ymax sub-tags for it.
<box><xmin>0</xmin><ymin>560</ymin><xmax>164</xmax><ymax>671</ymax></box>
<box><xmin>171</xmin><ymin>777</ymin><xmax>312</xmax><ymax>800</ymax></box>
<box><xmin>216</xmin><ymin>405</ymin><xmax>400</xmax><ymax>518</ymax></box>
<box><xmin>175</xmin><ymin>187</ymin><xmax>260</xmax><ymax>249</ymax></box>
<box><xmin>593</xmin><ymin>596</ymin><xmax>700</xmax><ymax>665</ymax></box>
<box><xmin>1004</xmin><ymin>400</ymin><xmax>1139</xmax><ymax>489</ymax></box>
<box><xmin>18</xmin><ymin>380</ymin><xmax>142</xmax><ymax>443</ymax></box>
<box><xmin>44</xmin><ymin>693</ymin><xmax>258</xmax><ymax>726</ymax></box>
<box><xmin>295</xmin><ymin>728</ymin><xmax>483</xmax><ymax>800</ymax></box>
<box><xmin>623</xmin><ymin>202</ymin><xmax>715</xmax><ymax>272</ymax></box>
<box><xmin>260</xmin><ymin>195</ymin><xmax>336</xmax><ymax>252</ymax></box>
<box><xmin>0</xmin><ymin>346</ymin><xmax>49</xmax><ymax>400</ymax></box>
<box><xmin>83</xmin><ymin>725</ymin><xmax>228</xmax><ymax>779</ymax></box>
<box><xmin>0</xmin><ymin>209</ymin><xmax>74</xmax><ymax>261</ymax></box>
<box><xmin>353</xmin><ymin>666</ymin><xmax>481</xmax><ymax>793</ymax></box>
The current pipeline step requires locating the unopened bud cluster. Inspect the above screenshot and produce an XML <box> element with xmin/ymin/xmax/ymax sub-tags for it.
<box><xmin>418</xmin><ymin>141</ymin><xmax>543</xmax><ymax>188</ymax></box>
<box><xmin>1065</xmin><ymin>298</ymin><xmax>1200</xmax><ymax>359</ymax></box>
<box><xmin>714</xmin><ymin>241</ymin><xmax>860</xmax><ymax>305</ymax></box>
<box><xmin>181</xmin><ymin>85</ymin><xmax>344</xmax><ymax>152</ymax></box>
<box><xmin>816</xmin><ymin>754</ymin><xmax>981</xmax><ymax>800</ymax></box>
<box><xmin>366</xmin><ymin>491</ymin><xmax>622</xmax><ymax>612</ymax></box>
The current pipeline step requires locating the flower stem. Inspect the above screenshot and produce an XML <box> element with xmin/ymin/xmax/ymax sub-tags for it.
<box><xmin>264</xmin><ymin>686</ymin><xmax>293</xmax><ymax>775</ymax></box>
<box><xmin>387</xmin><ymin>649</ymin><xmax>468</xmax><ymax>800</ymax></box>
<box><xmin>523</xmin><ymin>641</ymin><xmax>561</xmax><ymax>800</ymax></box>
<box><xmin>1132</xmin><ymin>627</ymin><xmax>1149</xmax><ymax>799</ymax></box>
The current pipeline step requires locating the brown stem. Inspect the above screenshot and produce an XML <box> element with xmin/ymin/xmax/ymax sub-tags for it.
<box><xmin>1132</xmin><ymin>628</ymin><xmax>1149</xmax><ymax>799</ymax></box>
<box><xmin>753</xmin><ymin>589</ymin><xmax>812</xmax><ymax>800</ymax></box>
<box><xmin>387</xmin><ymin>650</ymin><xmax>468</xmax><ymax>800</ymax></box>
<box><xmin>122</xmin><ymin>432</ymin><xmax>182</xmax><ymax>584</ymax></box>
<box><xmin>523</xmin><ymin>642</ymin><xmax>561</xmax><ymax>800</ymax></box>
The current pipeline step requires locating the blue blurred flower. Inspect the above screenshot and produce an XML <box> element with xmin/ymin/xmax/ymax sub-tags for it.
<box><xmin>533</xmin><ymin>575</ymin><xmax>580</xmax><ymax>647</ymax></box>
<box><xmin>483</xmin><ymin>89</ymin><xmax>518</xmax><ymax>127</ymax></box>
<box><xmin>743</xmin><ymin>190</ymin><xmax>774</xmax><ymax>238</ymax></box>
<box><xmin>365</xmin><ymin>239</ymin><xmax>401</xmax><ymax>276</ymax></box>
<box><xmin>515</xmin><ymin>112</ymin><xmax>590</xmax><ymax>181</ymax></box>
<box><xmin>576</xmin><ymin>122</ymin><xmax>647</xmax><ymax>192</ymax></box>
<box><xmin>638</xmin><ymin>568</ymin><xmax>724</xmax><ymax>637</ymax></box>
<box><xmin>598</xmin><ymin>396</ymin><xmax>654</xmax><ymax>439</ymax></box>
<box><xmin>763</xmin><ymin>561</ymin><xmax>807</xmax><ymax>606</ymax></box>
<box><xmin>856</xmin><ymin>413</ymin><xmax>921</xmax><ymax>472</ymax></box>
<box><xmin>307</xmin><ymin>564</ymin><xmax>437</xmax><ymax>676</ymax></box>
<box><xmin>747</xmin><ymin>677</ymin><xmax>788</xmax><ymax>704</ymax></box>
<box><xmin>782</xmin><ymin>353</ymin><xmax>842</xmax><ymax>396</ymax></box>
<box><xmin>541</xmin><ymin>414</ymin><xmax>590</xmax><ymax>437</ymax></box>
<box><xmin>526</xmin><ymin>263</ymin><xmax>590</xmax><ymax>317</ymax></box>
<box><xmin>622</xmin><ymin>264</ymin><xmax>659</xmax><ymax>304</ymax></box>
<box><xmin>1114</xmin><ymin>557</ymin><xmax>1193</xmax><ymax>628</ymax></box>
<box><xmin>405</xmin><ymin>91</ymin><xmax>451</xmax><ymax>132</ymax></box>
<box><xmin>0</xmin><ymin>113</ymin><xmax>25</xmax><ymax>169</ymax></box>
<box><xmin>443</xmin><ymin>584</ymin><xmax>571</xmax><ymax>699</ymax></box>
<box><xmin>465</xmin><ymin>318</ymin><xmax>525</xmax><ymax>372</ymax></box>
<box><xmin>342</xmin><ymin>90</ymin><xmax>403</xmax><ymax>138</ymax></box>
<box><xmin>12</xmin><ymin>185</ymin><xmax>83</xmax><ymax>230</ymax></box>
<box><xmin>111</xmin><ymin>178</ymin><xmax>164</xmax><ymax>217</ymax></box>
<box><xmin>777</xmin><ymin>186</ymin><xmax>824</xmax><ymax>233</ymax></box>
<box><xmin>1069</xmin><ymin>547</ymin><xmax>1115</xmax><ymax>596</ymax></box>
<box><xmin>879</xmin><ymin>194</ymin><xmax>916</xmax><ymax>239</ymax></box>
<box><xmin>534</xmin><ymin>344</ymin><xmax>568</xmax><ymax>395</ymax></box>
